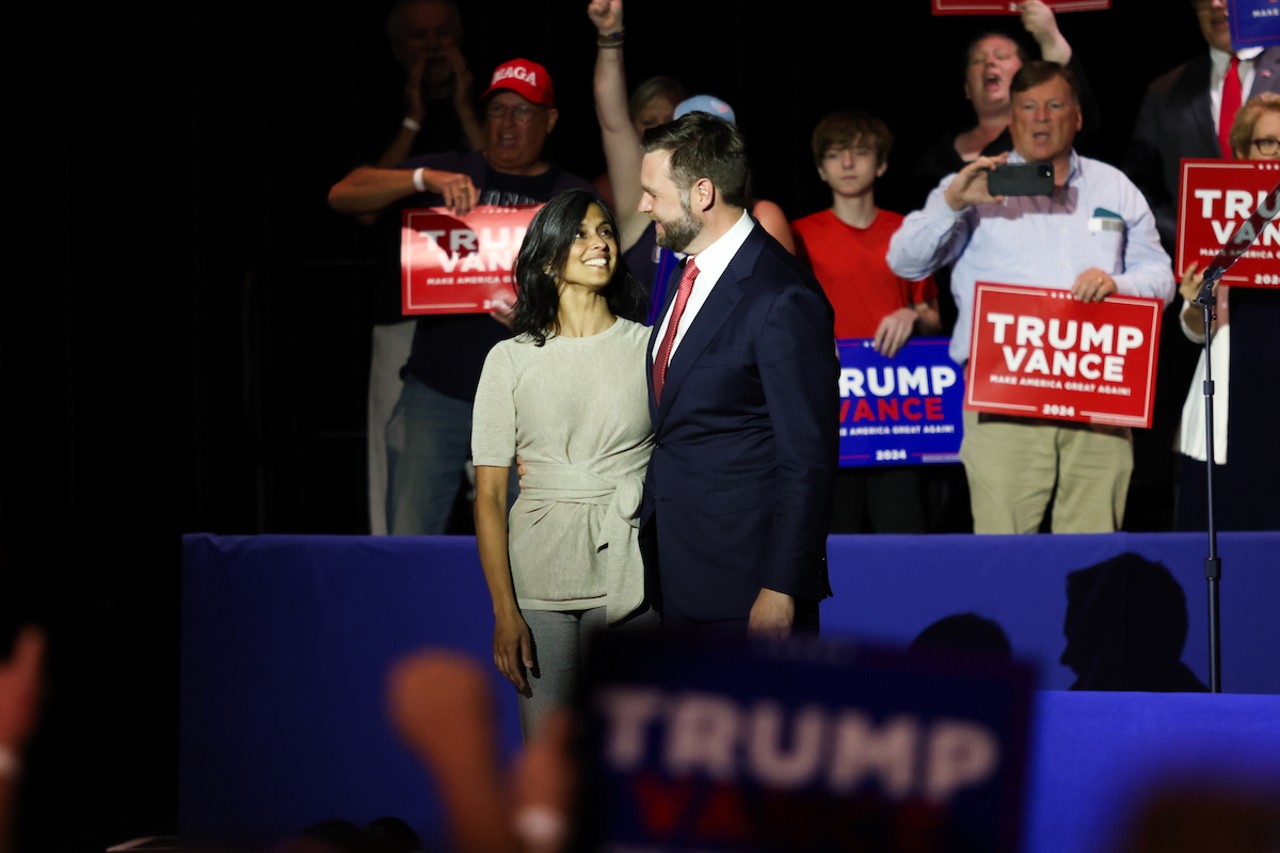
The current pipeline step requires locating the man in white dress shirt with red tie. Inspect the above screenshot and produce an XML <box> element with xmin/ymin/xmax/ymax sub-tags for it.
<box><xmin>637</xmin><ymin>112</ymin><xmax>839</xmax><ymax>638</ymax></box>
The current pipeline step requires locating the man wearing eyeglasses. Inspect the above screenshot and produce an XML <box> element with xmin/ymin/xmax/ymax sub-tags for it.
<box><xmin>330</xmin><ymin>58</ymin><xmax>593</xmax><ymax>535</ymax></box>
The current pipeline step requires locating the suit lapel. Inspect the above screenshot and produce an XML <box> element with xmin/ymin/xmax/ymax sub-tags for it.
<box><xmin>1183</xmin><ymin>55</ymin><xmax>1218</xmax><ymax>152</ymax></box>
<box><xmin>648</xmin><ymin>257</ymin><xmax>686</xmax><ymax>424</ymax></box>
<box><xmin>1249</xmin><ymin>47</ymin><xmax>1280</xmax><ymax>99</ymax></box>
<box><xmin>1181</xmin><ymin>49</ymin><xmax>1280</xmax><ymax>152</ymax></box>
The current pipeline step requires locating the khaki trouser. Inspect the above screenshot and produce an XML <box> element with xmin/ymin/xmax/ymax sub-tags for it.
<box><xmin>960</xmin><ymin>409</ymin><xmax>1132</xmax><ymax>534</ymax></box>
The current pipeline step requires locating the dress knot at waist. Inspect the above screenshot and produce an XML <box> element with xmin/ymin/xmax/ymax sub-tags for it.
<box><xmin>517</xmin><ymin>463</ymin><xmax>645</xmax><ymax>623</ymax></box>
<box><xmin>518</xmin><ymin>464</ymin><xmax>643</xmax><ymax>521</ymax></box>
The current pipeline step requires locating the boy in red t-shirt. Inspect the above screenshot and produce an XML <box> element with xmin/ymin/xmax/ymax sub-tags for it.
<box><xmin>792</xmin><ymin>111</ymin><xmax>942</xmax><ymax>532</ymax></box>
<box><xmin>793</xmin><ymin>110</ymin><xmax>941</xmax><ymax>352</ymax></box>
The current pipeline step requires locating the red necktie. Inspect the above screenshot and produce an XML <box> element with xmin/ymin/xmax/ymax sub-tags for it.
<box><xmin>652</xmin><ymin>259</ymin><xmax>699</xmax><ymax>404</ymax></box>
<box><xmin>1220</xmin><ymin>55</ymin><xmax>1241</xmax><ymax>158</ymax></box>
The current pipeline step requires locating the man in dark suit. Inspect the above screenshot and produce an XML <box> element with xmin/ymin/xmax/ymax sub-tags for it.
<box><xmin>637</xmin><ymin>112</ymin><xmax>839</xmax><ymax>638</ymax></box>
<box><xmin>1126</xmin><ymin>0</ymin><xmax>1280</xmax><ymax>253</ymax></box>
<box><xmin>1122</xmin><ymin>0</ymin><xmax>1279</xmax><ymax>530</ymax></box>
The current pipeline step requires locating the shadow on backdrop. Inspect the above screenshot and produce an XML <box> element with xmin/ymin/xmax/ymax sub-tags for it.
<box><xmin>1061</xmin><ymin>552</ymin><xmax>1207</xmax><ymax>692</ymax></box>
<box><xmin>909</xmin><ymin>612</ymin><xmax>1014</xmax><ymax>663</ymax></box>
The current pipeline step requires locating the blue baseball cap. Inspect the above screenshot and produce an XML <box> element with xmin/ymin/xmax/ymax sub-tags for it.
<box><xmin>673</xmin><ymin>94</ymin><xmax>736</xmax><ymax>126</ymax></box>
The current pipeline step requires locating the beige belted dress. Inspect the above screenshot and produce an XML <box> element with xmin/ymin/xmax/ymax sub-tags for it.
<box><xmin>471</xmin><ymin>318</ymin><xmax>653</xmax><ymax>623</ymax></box>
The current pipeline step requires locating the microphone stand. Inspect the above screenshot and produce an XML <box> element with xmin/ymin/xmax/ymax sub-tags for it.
<box><xmin>1193</xmin><ymin>268</ymin><xmax>1222</xmax><ymax>693</ymax></box>
<box><xmin>1185</xmin><ymin>179</ymin><xmax>1279</xmax><ymax>693</ymax></box>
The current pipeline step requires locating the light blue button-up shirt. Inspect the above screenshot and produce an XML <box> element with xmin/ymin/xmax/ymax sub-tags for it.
<box><xmin>887</xmin><ymin>150</ymin><xmax>1175</xmax><ymax>364</ymax></box>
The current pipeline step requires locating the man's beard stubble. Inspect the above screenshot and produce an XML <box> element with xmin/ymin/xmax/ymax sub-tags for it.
<box><xmin>653</xmin><ymin>200</ymin><xmax>702</xmax><ymax>253</ymax></box>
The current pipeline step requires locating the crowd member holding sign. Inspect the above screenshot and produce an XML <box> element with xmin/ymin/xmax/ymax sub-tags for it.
<box><xmin>792</xmin><ymin>111</ymin><xmax>941</xmax><ymax>357</ymax></box>
<box><xmin>472</xmin><ymin>190</ymin><xmax>655</xmax><ymax>740</ymax></box>
<box><xmin>329</xmin><ymin>58</ymin><xmax>594</xmax><ymax>535</ymax></box>
<box><xmin>888</xmin><ymin>62</ymin><xmax>1175</xmax><ymax>534</ymax></box>
<box><xmin>343</xmin><ymin>0</ymin><xmax>483</xmax><ymax>535</ymax></box>
<box><xmin>792</xmin><ymin>110</ymin><xmax>941</xmax><ymax>534</ymax></box>
<box><xmin>1175</xmin><ymin>93</ymin><xmax>1280</xmax><ymax>532</ymax></box>
<box><xmin>638</xmin><ymin>112</ymin><xmax>838</xmax><ymax>636</ymax></box>
<box><xmin>908</xmin><ymin>0</ymin><xmax>1100</xmax><ymax>399</ymax></box>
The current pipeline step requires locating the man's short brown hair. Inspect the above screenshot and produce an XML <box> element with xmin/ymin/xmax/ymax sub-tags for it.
<box><xmin>643</xmin><ymin>112</ymin><xmax>752</xmax><ymax>209</ymax></box>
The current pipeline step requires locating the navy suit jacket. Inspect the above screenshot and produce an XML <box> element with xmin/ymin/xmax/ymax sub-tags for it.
<box><xmin>1125</xmin><ymin>47</ymin><xmax>1280</xmax><ymax>253</ymax></box>
<box><xmin>641</xmin><ymin>221</ymin><xmax>838</xmax><ymax>622</ymax></box>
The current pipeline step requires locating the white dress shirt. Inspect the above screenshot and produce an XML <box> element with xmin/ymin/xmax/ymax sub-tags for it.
<box><xmin>1208</xmin><ymin>45</ymin><xmax>1264</xmax><ymax>135</ymax></box>
<box><xmin>887</xmin><ymin>150</ymin><xmax>1175</xmax><ymax>364</ymax></box>
<box><xmin>651</xmin><ymin>210</ymin><xmax>755</xmax><ymax>361</ymax></box>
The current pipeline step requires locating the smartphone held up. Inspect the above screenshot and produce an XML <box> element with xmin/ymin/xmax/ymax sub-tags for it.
<box><xmin>988</xmin><ymin>162</ymin><xmax>1054</xmax><ymax>197</ymax></box>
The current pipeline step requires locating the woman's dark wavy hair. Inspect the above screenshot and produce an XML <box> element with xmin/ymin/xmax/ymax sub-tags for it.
<box><xmin>511</xmin><ymin>189</ymin><xmax>648</xmax><ymax>346</ymax></box>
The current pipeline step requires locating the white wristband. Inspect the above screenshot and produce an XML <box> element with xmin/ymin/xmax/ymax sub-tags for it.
<box><xmin>412</xmin><ymin>167</ymin><xmax>427</xmax><ymax>193</ymax></box>
<box><xmin>403</xmin><ymin>116</ymin><xmax>422</xmax><ymax>132</ymax></box>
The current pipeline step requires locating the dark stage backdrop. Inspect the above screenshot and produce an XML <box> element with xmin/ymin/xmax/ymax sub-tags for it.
<box><xmin>3</xmin><ymin>1</ymin><xmax>1212</xmax><ymax>849</ymax></box>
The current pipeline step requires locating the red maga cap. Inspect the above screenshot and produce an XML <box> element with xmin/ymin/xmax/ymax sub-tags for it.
<box><xmin>482</xmin><ymin>58</ymin><xmax>554</xmax><ymax>107</ymax></box>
